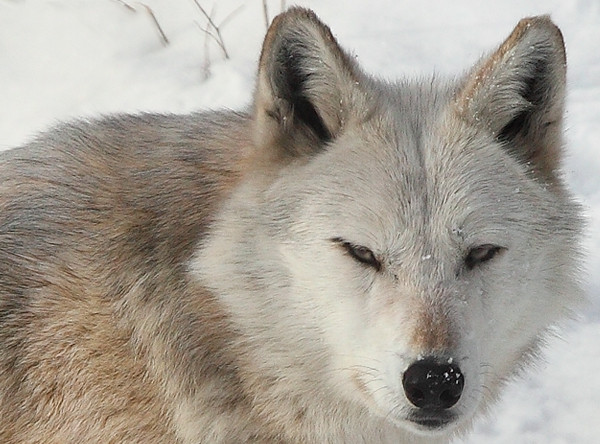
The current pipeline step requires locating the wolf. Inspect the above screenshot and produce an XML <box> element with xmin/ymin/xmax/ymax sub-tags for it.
<box><xmin>0</xmin><ymin>7</ymin><xmax>583</xmax><ymax>444</ymax></box>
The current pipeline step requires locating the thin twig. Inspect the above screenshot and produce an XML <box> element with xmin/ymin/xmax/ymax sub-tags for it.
<box><xmin>262</xmin><ymin>0</ymin><xmax>269</xmax><ymax>28</ymax></box>
<box><xmin>192</xmin><ymin>0</ymin><xmax>230</xmax><ymax>59</ymax></box>
<box><xmin>195</xmin><ymin>22</ymin><xmax>229</xmax><ymax>60</ymax></box>
<box><xmin>138</xmin><ymin>3</ymin><xmax>169</xmax><ymax>46</ymax></box>
<box><xmin>112</xmin><ymin>0</ymin><xmax>136</xmax><ymax>12</ymax></box>
<box><xmin>202</xmin><ymin>22</ymin><xmax>211</xmax><ymax>80</ymax></box>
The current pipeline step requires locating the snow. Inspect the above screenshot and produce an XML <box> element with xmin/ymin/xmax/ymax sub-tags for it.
<box><xmin>0</xmin><ymin>0</ymin><xmax>598</xmax><ymax>441</ymax></box>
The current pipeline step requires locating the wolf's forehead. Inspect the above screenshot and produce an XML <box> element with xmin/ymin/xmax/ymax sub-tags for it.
<box><xmin>319</xmin><ymin>81</ymin><xmax>509</xmax><ymax>232</ymax></box>
<box><xmin>349</xmin><ymin>80</ymin><xmax>470</xmax><ymax>184</ymax></box>
<box><xmin>355</xmin><ymin>79</ymin><xmax>459</xmax><ymax>166</ymax></box>
<box><xmin>375</xmin><ymin>78</ymin><xmax>454</xmax><ymax>127</ymax></box>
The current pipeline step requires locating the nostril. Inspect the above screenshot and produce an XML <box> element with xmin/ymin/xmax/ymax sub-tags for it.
<box><xmin>406</xmin><ymin>387</ymin><xmax>424</xmax><ymax>405</ymax></box>
<box><xmin>402</xmin><ymin>358</ymin><xmax>464</xmax><ymax>410</ymax></box>
<box><xmin>439</xmin><ymin>388</ymin><xmax>461</xmax><ymax>409</ymax></box>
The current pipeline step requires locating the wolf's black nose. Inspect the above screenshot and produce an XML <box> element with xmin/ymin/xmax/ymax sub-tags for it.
<box><xmin>402</xmin><ymin>358</ymin><xmax>464</xmax><ymax>410</ymax></box>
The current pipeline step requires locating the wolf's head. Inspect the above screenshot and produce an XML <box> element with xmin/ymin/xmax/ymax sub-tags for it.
<box><xmin>195</xmin><ymin>8</ymin><xmax>583</xmax><ymax>441</ymax></box>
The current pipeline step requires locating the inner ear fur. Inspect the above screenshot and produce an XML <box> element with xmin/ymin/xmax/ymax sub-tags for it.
<box><xmin>455</xmin><ymin>16</ymin><xmax>567</xmax><ymax>183</ymax></box>
<box><xmin>252</xmin><ymin>7</ymin><xmax>362</xmax><ymax>159</ymax></box>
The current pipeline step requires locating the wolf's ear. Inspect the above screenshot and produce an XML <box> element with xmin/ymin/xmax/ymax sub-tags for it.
<box><xmin>455</xmin><ymin>16</ymin><xmax>567</xmax><ymax>182</ymax></box>
<box><xmin>253</xmin><ymin>8</ymin><xmax>360</xmax><ymax>158</ymax></box>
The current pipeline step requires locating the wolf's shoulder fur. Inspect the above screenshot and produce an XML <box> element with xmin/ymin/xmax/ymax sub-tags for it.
<box><xmin>0</xmin><ymin>111</ymin><xmax>247</xmax><ymax>264</ymax></box>
<box><xmin>0</xmin><ymin>7</ymin><xmax>583</xmax><ymax>444</ymax></box>
<box><xmin>0</xmin><ymin>111</ymin><xmax>257</xmax><ymax>442</ymax></box>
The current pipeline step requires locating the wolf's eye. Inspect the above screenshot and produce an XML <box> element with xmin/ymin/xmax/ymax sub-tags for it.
<box><xmin>332</xmin><ymin>238</ymin><xmax>381</xmax><ymax>271</ymax></box>
<box><xmin>465</xmin><ymin>244</ymin><xmax>504</xmax><ymax>270</ymax></box>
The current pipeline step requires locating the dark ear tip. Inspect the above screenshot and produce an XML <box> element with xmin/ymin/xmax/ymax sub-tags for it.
<box><xmin>514</xmin><ymin>15</ymin><xmax>566</xmax><ymax>58</ymax></box>
<box><xmin>274</xmin><ymin>6</ymin><xmax>321</xmax><ymax>21</ymax></box>
<box><xmin>260</xmin><ymin>7</ymin><xmax>332</xmax><ymax>68</ymax></box>
<box><xmin>268</xmin><ymin>7</ymin><xmax>324</xmax><ymax>33</ymax></box>
<box><xmin>516</xmin><ymin>15</ymin><xmax>561</xmax><ymax>34</ymax></box>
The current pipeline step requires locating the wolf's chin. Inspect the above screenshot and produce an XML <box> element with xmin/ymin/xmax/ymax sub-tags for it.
<box><xmin>399</xmin><ymin>413</ymin><xmax>461</xmax><ymax>436</ymax></box>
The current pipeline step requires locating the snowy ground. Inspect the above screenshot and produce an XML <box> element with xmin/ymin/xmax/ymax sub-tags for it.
<box><xmin>1</xmin><ymin>0</ymin><xmax>598</xmax><ymax>442</ymax></box>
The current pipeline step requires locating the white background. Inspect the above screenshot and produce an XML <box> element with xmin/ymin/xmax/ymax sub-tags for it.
<box><xmin>1</xmin><ymin>1</ymin><xmax>598</xmax><ymax>442</ymax></box>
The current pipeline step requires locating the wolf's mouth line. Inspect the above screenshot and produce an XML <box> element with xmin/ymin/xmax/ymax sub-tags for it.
<box><xmin>406</xmin><ymin>411</ymin><xmax>457</xmax><ymax>430</ymax></box>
